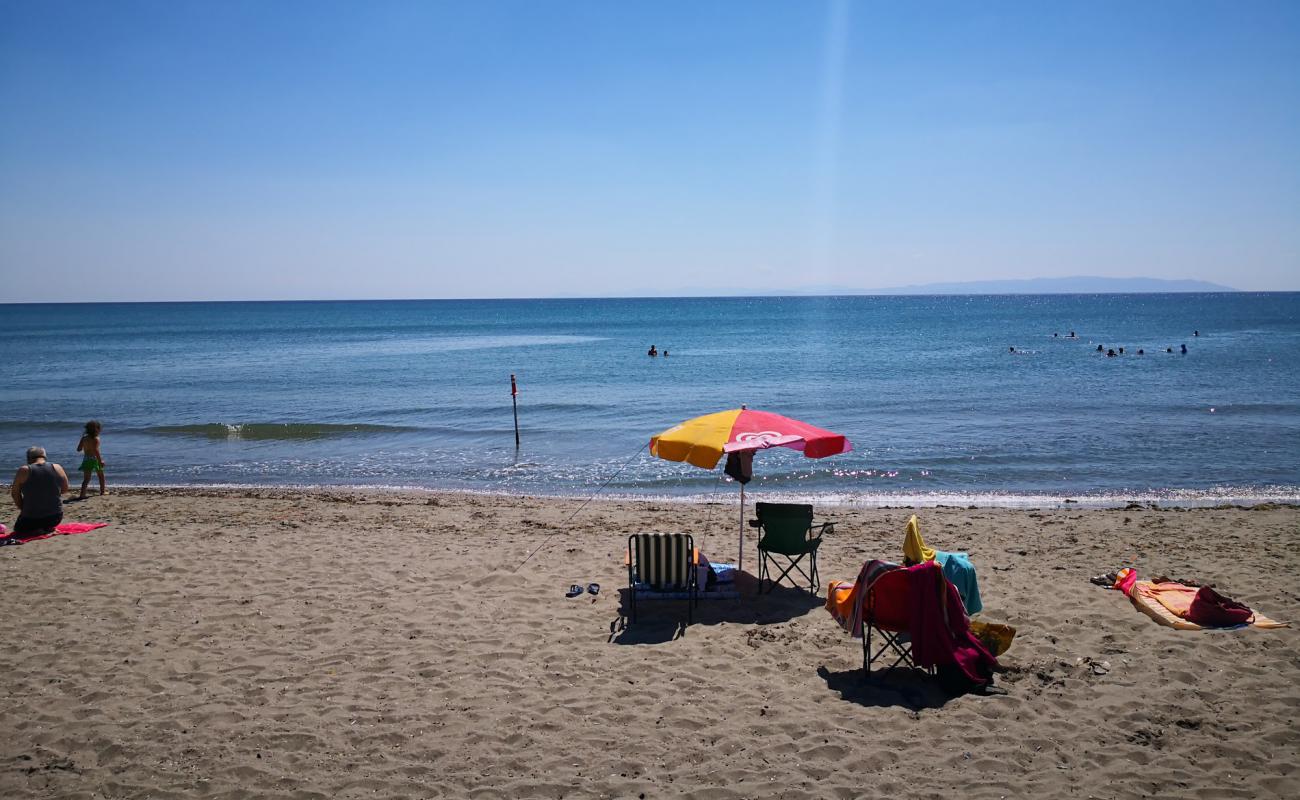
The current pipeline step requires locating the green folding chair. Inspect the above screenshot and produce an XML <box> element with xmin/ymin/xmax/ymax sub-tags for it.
<box><xmin>626</xmin><ymin>533</ymin><xmax>698</xmax><ymax>624</ymax></box>
<box><xmin>749</xmin><ymin>502</ymin><xmax>832</xmax><ymax>595</ymax></box>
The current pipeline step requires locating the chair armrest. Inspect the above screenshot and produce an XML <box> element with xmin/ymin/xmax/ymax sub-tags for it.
<box><xmin>748</xmin><ymin>519</ymin><xmax>762</xmax><ymax>528</ymax></box>
<box><xmin>813</xmin><ymin>521</ymin><xmax>834</xmax><ymax>537</ymax></box>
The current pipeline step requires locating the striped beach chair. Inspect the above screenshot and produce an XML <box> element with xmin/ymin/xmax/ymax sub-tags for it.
<box><xmin>627</xmin><ymin>533</ymin><xmax>698</xmax><ymax>625</ymax></box>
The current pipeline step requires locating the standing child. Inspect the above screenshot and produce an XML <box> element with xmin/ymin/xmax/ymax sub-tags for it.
<box><xmin>77</xmin><ymin>420</ymin><xmax>107</xmax><ymax>499</ymax></box>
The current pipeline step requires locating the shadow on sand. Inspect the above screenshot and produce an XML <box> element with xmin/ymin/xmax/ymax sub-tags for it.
<box><xmin>608</xmin><ymin>571</ymin><xmax>824</xmax><ymax>645</ymax></box>
<box><xmin>815</xmin><ymin>664</ymin><xmax>955</xmax><ymax>711</ymax></box>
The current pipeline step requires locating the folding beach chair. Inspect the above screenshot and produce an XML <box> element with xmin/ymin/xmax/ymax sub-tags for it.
<box><xmin>750</xmin><ymin>502</ymin><xmax>832</xmax><ymax>594</ymax></box>
<box><xmin>860</xmin><ymin>567</ymin><xmax>934</xmax><ymax>680</ymax></box>
<box><xmin>626</xmin><ymin>533</ymin><xmax>698</xmax><ymax>624</ymax></box>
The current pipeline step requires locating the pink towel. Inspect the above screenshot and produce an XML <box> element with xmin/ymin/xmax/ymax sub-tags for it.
<box><xmin>908</xmin><ymin>561</ymin><xmax>998</xmax><ymax>686</ymax></box>
<box><xmin>52</xmin><ymin>522</ymin><xmax>108</xmax><ymax>534</ymax></box>
<box><xmin>0</xmin><ymin>521</ymin><xmax>109</xmax><ymax>545</ymax></box>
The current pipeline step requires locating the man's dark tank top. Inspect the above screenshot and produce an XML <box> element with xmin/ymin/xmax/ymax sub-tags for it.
<box><xmin>22</xmin><ymin>462</ymin><xmax>63</xmax><ymax>518</ymax></box>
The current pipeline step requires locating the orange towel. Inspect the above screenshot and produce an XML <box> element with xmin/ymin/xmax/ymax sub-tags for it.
<box><xmin>826</xmin><ymin>579</ymin><xmax>856</xmax><ymax>630</ymax></box>
<box><xmin>1136</xmin><ymin>581</ymin><xmax>1199</xmax><ymax>619</ymax></box>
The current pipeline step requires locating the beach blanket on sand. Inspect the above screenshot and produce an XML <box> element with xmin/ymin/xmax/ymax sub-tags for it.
<box><xmin>0</xmin><ymin>521</ymin><xmax>109</xmax><ymax>546</ymax></box>
<box><xmin>1104</xmin><ymin>569</ymin><xmax>1287</xmax><ymax>630</ymax></box>
<box><xmin>1128</xmin><ymin>581</ymin><xmax>1287</xmax><ymax>630</ymax></box>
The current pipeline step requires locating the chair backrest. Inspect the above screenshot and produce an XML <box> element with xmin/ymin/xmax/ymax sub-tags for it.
<box><xmin>629</xmin><ymin>533</ymin><xmax>695</xmax><ymax>590</ymax></box>
<box><xmin>753</xmin><ymin>502</ymin><xmax>814</xmax><ymax>554</ymax></box>
<box><xmin>864</xmin><ymin>568</ymin><xmax>912</xmax><ymax>632</ymax></box>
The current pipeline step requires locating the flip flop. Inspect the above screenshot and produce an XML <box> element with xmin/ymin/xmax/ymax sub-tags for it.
<box><xmin>565</xmin><ymin>584</ymin><xmax>583</xmax><ymax>598</ymax></box>
<box><xmin>587</xmin><ymin>583</ymin><xmax>600</xmax><ymax>596</ymax></box>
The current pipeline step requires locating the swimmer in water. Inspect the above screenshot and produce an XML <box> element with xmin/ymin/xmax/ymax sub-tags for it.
<box><xmin>1069</xmin><ymin>331</ymin><xmax>1076</xmax><ymax>338</ymax></box>
<box><xmin>1137</xmin><ymin>349</ymin><xmax>1144</xmax><ymax>355</ymax></box>
<box><xmin>1097</xmin><ymin>345</ymin><xmax>1104</xmax><ymax>352</ymax></box>
<box><xmin>1119</xmin><ymin>347</ymin><xmax>1125</xmax><ymax>354</ymax></box>
<box><xmin>1181</xmin><ymin>344</ymin><xmax>1187</xmax><ymax>354</ymax></box>
<box><xmin>1166</xmin><ymin>347</ymin><xmax>1173</xmax><ymax>353</ymax></box>
<box><xmin>1009</xmin><ymin>346</ymin><xmax>1015</xmax><ymax>353</ymax></box>
<box><xmin>647</xmin><ymin>345</ymin><xmax>657</xmax><ymax>357</ymax></box>
<box><xmin>1107</xmin><ymin>349</ymin><xmax>1117</xmax><ymax>357</ymax></box>
<box><xmin>1194</xmin><ymin>330</ymin><xmax>1199</xmax><ymax>337</ymax></box>
<box><xmin>1053</xmin><ymin>333</ymin><xmax>1058</xmax><ymax>338</ymax></box>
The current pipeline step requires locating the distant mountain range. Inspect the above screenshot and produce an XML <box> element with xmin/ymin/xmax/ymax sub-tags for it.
<box><xmin>853</xmin><ymin>276</ymin><xmax>1237</xmax><ymax>295</ymax></box>
<box><xmin>601</xmin><ymin>276</ymin><xmax>1238</xmax><ymax>298</ymax></box>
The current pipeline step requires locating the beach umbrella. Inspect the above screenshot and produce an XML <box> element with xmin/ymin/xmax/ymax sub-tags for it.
<box><xmin>650</xmin><ymin>408</ymin><xmax>852</xmax><ymax>573</ymax></box>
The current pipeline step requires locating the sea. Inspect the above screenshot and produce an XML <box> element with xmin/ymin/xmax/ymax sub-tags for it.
<box><xmin>1</xmin><ymin>294</ymin><xmax>1297</xmax><ymax>507</ymax></box>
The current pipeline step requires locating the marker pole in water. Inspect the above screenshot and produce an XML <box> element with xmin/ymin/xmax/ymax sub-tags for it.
<box><xmin>510</xmin><ymin>374</ymin><xmax>520</xmax><ymax>449</ymax></box>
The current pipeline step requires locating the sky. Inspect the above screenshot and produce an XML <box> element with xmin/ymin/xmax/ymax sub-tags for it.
<box><xmin>1</xmin><ymin>0</ymin><xmax>1298</xmax><ymax>302</ymax></box>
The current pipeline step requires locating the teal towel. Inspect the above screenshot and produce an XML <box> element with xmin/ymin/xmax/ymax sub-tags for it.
<box><xmin>935</xmin><ymin>550</ymin><xmax>983</xmax><ymax>615</ymax></box>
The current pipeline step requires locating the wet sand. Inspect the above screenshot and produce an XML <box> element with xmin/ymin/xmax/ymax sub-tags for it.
<box><xmin>2</xmin><ymin>488</ymin><xmax>1297</xmax><ymax>799</ymax></box>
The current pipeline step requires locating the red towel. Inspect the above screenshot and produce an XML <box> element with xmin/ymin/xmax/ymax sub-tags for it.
<box><xmin>0</xmin><ymin>521</ymin><xmax>109</xmax><ymax>545</ymax></box>
<box><xmin>1187</xmin><ymin>586</ymin><xmax>1254</xmax><ymax>627</ymax></box>
<box><xmin>907</xmin><ymin>561</ymin><xmax>998</xmax><ymax>686</ymax></box>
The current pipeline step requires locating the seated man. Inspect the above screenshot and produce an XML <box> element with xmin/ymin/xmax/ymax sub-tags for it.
<box><xmin>11</xmin><ymin>446</ymin><xmax>69</xmax><ymax>535</ymax></box>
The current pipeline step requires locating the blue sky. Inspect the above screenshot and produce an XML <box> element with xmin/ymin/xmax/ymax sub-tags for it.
<box><xmin>1</xmin><ymin>0</ymin><xmax>1297</xmax><ymax>301</ymax></box>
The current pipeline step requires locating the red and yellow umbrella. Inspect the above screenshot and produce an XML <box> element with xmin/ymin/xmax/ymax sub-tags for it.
<box><xmin>650</xmin><ymin>408</ymin><xmax>852</xmax><ymax>572</ymax></box>
<box><xmin>651</xmin><ymin>407</ymin><xmax>851</xmax><ymax>468</ymax></box>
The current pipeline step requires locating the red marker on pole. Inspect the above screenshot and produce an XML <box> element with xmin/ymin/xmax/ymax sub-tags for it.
<box><xmin>510</xmin><ymin>374</ymin><xmax>520</xmax><ymax>449</ymax></box>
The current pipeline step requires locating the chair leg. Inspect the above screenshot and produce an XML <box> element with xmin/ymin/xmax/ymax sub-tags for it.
<box><xmin>769</xmin><ymin>555</ymin><xmax>814</xmax><ymax>593</ymax></box>
<box><xmin>863</xmin><ymin>624</ymin><xmax>873</xmax><ymax>679</ymax></box>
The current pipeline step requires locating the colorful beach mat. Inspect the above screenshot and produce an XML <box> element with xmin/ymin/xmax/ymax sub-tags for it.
<box><xmin>1101</xmin><ymin>568</ymin><xmax>1288</xmax><ymax>630</ymax></box>
<box><xmin>0</xmin><ymin>521</ymin><xmax>109</xmax><ymax>546</ymax></box>
<box><xmin>1128</xmin><ymin>581</ymin><xmax>1287</xmax><ymax>630</ymax></box>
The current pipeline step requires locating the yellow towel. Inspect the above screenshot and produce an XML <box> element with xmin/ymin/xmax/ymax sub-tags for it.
<box><xmin>902</xmin><ymin>514</ymin><xmax>935</xmax><ymax>566</ymax></box>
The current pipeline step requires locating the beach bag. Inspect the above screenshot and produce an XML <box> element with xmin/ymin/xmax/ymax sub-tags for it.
<box><xmin>969</xmin><ymin>620</ymin><xmax>1016</xmax><ymax>657</ymax></box>
<box><xmin>1187</xmin><ymin>586</ymin><xmax>1253</xmax><ymax>627</ymax></box>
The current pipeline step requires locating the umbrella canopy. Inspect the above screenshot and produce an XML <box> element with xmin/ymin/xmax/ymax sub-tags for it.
<box><xmin>649</xmin><ymin>408</ymin><xmax>852</xmax><ymax>576</ymax></box>
<box><xmin>650</xmin><ymin>407</ymin><xmax>852</xmax><ymax>469</ymax></box>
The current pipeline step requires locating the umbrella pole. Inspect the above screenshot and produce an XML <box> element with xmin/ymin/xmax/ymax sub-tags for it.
<box><xmin>738</xmin><ymin>483</ymin><xmax>745</xmax><ymax>574</ymax></box>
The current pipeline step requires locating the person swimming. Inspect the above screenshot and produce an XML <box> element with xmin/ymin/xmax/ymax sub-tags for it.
<box><xmin>1181</xmin><ymin>344</ymin><xmax>1187</xmax><ymax>354</ymax></box>
<box><xmin>1194</xmin><ymin>330</ymin><xmax>1199</xmax><ymax>337</ymax></box>
<box><xmin>1166</xmin><ymin>347</ymin><xmax>1173</xmax><ymax>353</ymax></box>
<box><xmin>1107</xmin><ymin>349</ymin><xmax>1117</xmax><ymax>357</ymax></box>
<box><xmin>1096</xmin><ymin>345</ymin><xmax>1104</xmax><ymax>352</ymax></box>
<box><xmin>647</xmin><ymin>345</ymin><xmax>658</xmax><ymax>357</ymax></box>
<box><xmin>1009</xmin><ymin>346</ymin><xmax>1015</xmax><ymax>353</ymax></box>
<box><xmin>1069</xmin><ymin>331</ymin><xmax>1076</xmax><ymax>338</ymax></box>
<box><xmin>1118</xmin><ymin>347</ymin><xmax>1125</xmax><ymax>354</ymax></box>
<box><xmin>1137</xmin><ymin>349</ymin><xmax>1144</xmax><ymax>355</ymax></box>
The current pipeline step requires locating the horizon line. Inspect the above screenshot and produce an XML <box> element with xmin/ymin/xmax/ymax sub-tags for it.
<box><xmin>5</xmin><ymin>289</ymin><xmax>1295</xmax><ymax>306</ymax></box>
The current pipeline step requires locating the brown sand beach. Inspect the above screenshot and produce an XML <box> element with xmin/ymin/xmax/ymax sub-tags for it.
<box><xmin>2</xmin><ymin>488</ymin><xmax>1298</xmax><ymax>799</ymax></box>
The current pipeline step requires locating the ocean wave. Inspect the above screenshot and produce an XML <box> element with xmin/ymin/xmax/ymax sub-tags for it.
<box><xmin>144</xmin><ymin>423</ymin><xmax>419</xmax><ymax>440</ymax></box>
<box><xmin>0</xmin><ymin>420</ymin><xmax>89</xmax><ymax>431</ymax></box>
<box><xmin>99</xmin><ymin>482</ymin><xmax>1300</xmax><ymax>509</ymax></box>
